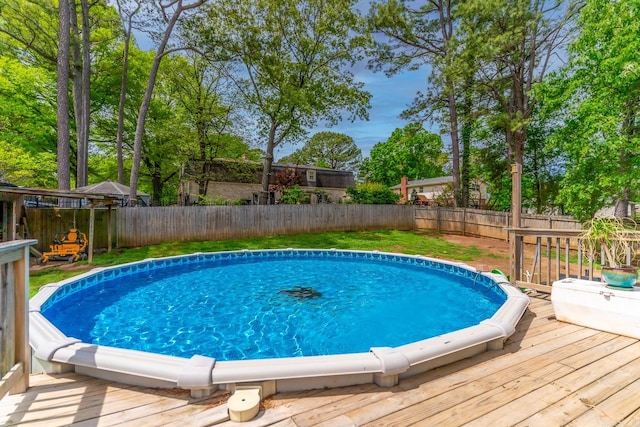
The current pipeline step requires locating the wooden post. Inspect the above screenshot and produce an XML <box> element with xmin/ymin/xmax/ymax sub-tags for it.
<box><xmin>463</xmin><ymin>208</ymin><xmax>466</xmax><ymax>236</ymax></box>
<box><xmin>0</xmin><ymin>240</ymin><xmax>36</xmax><ymax>398</ymax></box>
<box><xmin>509</xmin><ymin>229</ymin><xmax>517</xmax><ymax>282</ymax></box>
<box><xmin>107</xmin><ymin>205</ymin><xmax>112</xmax><ymax>253</ymax></box>
<box><xmin>511</xmin><ymin>163</ymin><xmax>522</xmax><ymax>229</ymax></box>
<box><xmin>12</xmin><ymin>245</ymin><xmax>30</xmax><ymax>394</ymax></box>
<box><xmin>88</xmin><ymin>205</ymin><xmax>95</xmax><ymax>264</ymax></box>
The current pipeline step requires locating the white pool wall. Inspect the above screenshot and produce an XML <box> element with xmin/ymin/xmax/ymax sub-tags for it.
<box><xmin>29</xmin><ymin>250</ymin><xmax>529</xmax><ymax>396</ymax></box>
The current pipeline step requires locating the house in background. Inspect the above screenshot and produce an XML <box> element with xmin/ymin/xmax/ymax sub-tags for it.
<box><xmin>178</xmin><ymin>159</ymin><xmax>355</xmax><ymax>205</ymax></box>
<box><xmin>391</xmin><ymin>176</ymin><xmax>488</xmax><ymax>208</ymax></box>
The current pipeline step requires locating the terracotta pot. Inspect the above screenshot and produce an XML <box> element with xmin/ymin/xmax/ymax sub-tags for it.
<box><xmin>601</xmin><ymin>266</ymin><xmax>638</xmax><ymax>289</ymax></box>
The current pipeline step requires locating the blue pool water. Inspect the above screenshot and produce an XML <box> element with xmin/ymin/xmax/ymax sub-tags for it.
<box><xmin>41</xmin><ymin>250</ymin><xmax>506</xmax><ymax>361</ymax></box>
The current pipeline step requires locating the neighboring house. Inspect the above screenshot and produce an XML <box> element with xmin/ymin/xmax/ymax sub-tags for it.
<box><xmin>390</xmin><ymin>176</ymin><xmax>488</xmax><ymax>208</ymax></box>
<box><xmin>178</xmin><ymin>159</ymin><xmax>356</xmax><ymax>205</ymax></box>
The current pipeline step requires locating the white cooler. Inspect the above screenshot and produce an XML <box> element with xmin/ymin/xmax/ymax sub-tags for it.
<box><xmin>551</xmin><ymin>278</ymin><xmax>640</xmax><ymax>339</ymax></box>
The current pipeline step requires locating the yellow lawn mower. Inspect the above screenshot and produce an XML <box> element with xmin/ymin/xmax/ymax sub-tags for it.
<box><xmin>39</xmin><ymin>228</ymin><xmax>88</xmax><ymax>264</ymax></box>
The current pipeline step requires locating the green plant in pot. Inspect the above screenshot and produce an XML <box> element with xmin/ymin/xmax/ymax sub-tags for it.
<box><xmin>580</xmin><ymin>217</ymin><xmax>640</xmax><ymax>289</ymax></box>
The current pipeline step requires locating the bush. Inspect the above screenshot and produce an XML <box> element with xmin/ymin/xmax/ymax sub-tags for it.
<box><xmin>346</xmin><ymin>183</ymin><xmax>401</xmax><ymax>204</ymax></box>
<box><xmin>280</xmin><ymin>185</ymin><xmax>310</xmax><ymax>204</ymax></box>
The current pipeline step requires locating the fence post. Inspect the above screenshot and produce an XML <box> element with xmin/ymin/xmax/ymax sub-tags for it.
<box><xmin>463</xmin><ymin>208</ymin><xmax>466</xmax><ymax>236</ymax></box>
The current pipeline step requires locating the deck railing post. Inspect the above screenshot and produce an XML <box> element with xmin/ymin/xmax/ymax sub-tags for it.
<box><xmin>0</xmin><ymin>240</ymin><xmax>36</xmax><ymax>398</ymax></box>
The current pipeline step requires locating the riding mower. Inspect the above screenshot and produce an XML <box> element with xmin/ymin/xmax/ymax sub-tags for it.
<box><xmin>39</xmin><ymin>228</ymin><xmax>88</xmax><ymax>264</ymax></box>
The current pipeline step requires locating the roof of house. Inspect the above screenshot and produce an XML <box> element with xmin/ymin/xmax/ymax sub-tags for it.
<box><xmin>390</xmin><ymin>176</ymin><xmax>453</xmax><ymax>190</ymax></box>
<box><xmin>182</xmin><ymin>159</ymin><xmax>355</xmax><ymax>189</ymax></box>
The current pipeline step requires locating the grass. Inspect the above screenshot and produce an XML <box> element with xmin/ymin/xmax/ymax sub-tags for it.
<box><xmin>29</xmin><ymin>230</ymin><xmax>506</xmax><ymax>297</ymax></box>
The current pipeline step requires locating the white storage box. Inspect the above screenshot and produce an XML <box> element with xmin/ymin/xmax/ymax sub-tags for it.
<box><xmin>551</xmin><ymin>278</ymin><xmax>640</xmax><ymax>339</ymax></box>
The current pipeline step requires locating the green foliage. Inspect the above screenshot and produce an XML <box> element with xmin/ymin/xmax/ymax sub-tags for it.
<box><xmin>346</xmin><ymin>182</ymin><xmax>401</xmax><ymax>204</ymax></box>
<box><xmin>280</xmin><ymin>185</ymin><xmax>310</xmax><ymax>204</ymax></box>
<box><xmin>0</xmin><ymin>141</ymin><xmax>56</xmax><ymax>187</ymax></box>
<box><xmin>279</xmin><ymin>132</ymin><xmax>362</xmax><ymax>171</ymax></box>
<box><xmin>192</xmin><ymin>0</ymin><xmax>371</xmax><ymax>201</ymax></box>
<box><xmin>184</xmin><ymin>159</ymin><xmax>262</xmax><ymax>184</ymax></box>
<box><xmin>359</xmin><ymin>124</ymin><xmax>445</xmax><ymax>187</ymax></box>
<box><xmin>538</xmin><ymin>0</ymin><xmax>640</xmax><ymax>220</ymax></box>
<box><xmin>580</xmin><ymin>217</ymin><xmax>639</xmax><ymax>267</ymax></box>
<box><xmin>195</xmin><ymin>195</ymin><xmax>244</xmax><ymax>206</ymax></box>
<box><xmin>0</xmin><ymin>55</ymin><xmax>57</xmax><ymax>156</ymax></box>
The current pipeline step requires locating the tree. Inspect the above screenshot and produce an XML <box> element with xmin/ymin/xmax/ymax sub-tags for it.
<box><xmin>57</xmin><ymin>0</ymin><xmax>71</xmax><ymax>190</ymax></box>
<box><xmin>367</xmin><ymin>0</ymin><xmax>464</xmax><ymax>206</ymax></box>
<box><xmin>165</xmin><ymin>53</ymin><xmax>250</xmax><ymax>198</ymax></box>
<box><xmin>359</xmin><ymin>123</ymin><xmax>446</xmax><ymax>187</ymax></box>
<box><xmin>128</xmin><ymin>0</ymin><xmax>206</xmax><ymax>206</ymax></box>
<box><xmin>114</xmin><ymin>0</ymin><xmax>145</xmax><ymax>184</ymax></box>
<box><xmin>453</xmin><ymin>0</ymin><xmax>579</xmax><ymax>222</ymax></box>
<box><xmin>279</xmin><ymin>132</ymin><xmax>362</xmax><ymax>171</ymax></box>
<box><xmin>539</xmin><ymin>0</ymin><xmax>640</xmax><ymax>220</ymax></box>
<box><xmin>1</xmin><ymin>0</ymin><xmax>124</xmax><ymax>189</ymax></box>
<box><xmin>194</xmin><ymin>0</ymin><xmax>371</xmax><ymax>204</ymax></box>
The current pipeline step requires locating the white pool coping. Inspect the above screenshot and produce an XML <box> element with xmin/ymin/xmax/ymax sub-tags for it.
<box><xmin>29</xmin><ymin>250</ymin><xmax>530</xmax><ymax>396</ymax></box>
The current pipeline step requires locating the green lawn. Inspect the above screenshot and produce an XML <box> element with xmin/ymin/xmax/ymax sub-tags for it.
<box><xmin>29</xmin><ymin>230</ymin><xmax>506</xmax><ymax>297</ymax></box>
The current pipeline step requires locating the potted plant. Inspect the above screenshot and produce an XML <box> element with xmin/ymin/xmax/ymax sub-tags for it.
<box><xmin>579</xmin><ymin>217</ymin><xmax>640</xmax><ymax>289</ymax></box>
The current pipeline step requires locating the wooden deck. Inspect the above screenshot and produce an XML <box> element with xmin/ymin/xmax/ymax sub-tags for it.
<box><xmin>3</xmin><ymin>295</ymin><xmax>640</xmax><ymax>426</ymax></box>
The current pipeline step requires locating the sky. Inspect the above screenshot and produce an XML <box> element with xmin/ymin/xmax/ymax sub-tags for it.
<box><xmin>275</xmin><ymin>67</ymin><xmax>431</xmax><ymax>161</ymax></box>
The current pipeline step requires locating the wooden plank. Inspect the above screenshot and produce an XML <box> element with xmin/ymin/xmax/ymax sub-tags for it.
<box><xmin>516</xmin><ymin>343</ymin><xmax>640</xmax><ymax>426</ymax></box>
<box><xmin>447</xmin><ymin>338</ymin><xmax>640</xmax><ymax>427</ymax></box>
<box><xmin>566</xmin><ymin>378</ymin><xmax>640</xmax><ymax>426</ymax></box>
<box><xmin>73</xmin><ymin>391</ymin><xmax>230</xmax><ymax>427</ymax></box>
<box><xmin>0</xmin><ymin>364</ymin><xmax>23</xmax><ymax>400</ymax></box>
<box><xmin>318</xmin><ymin>327</ymin><xmax>602</xmax><ymax>426</ymax></box>
<box><xmin>352</xmin><ymin>330</ymin><xmax>614</xmax><ymax>426</ymax></box>
<box><xmin>1</xmin><ymin>385</ymin><xmax>188</xmax><ymax>426</ymax></box>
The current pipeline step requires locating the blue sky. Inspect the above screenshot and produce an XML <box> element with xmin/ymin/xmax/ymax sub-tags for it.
<box><xmin>276</xmin><ymin>67</ymin><xmax>431</xmax><ymax>161</ymax></box>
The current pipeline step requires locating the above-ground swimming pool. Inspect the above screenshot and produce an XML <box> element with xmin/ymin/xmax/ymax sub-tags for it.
<box><xmin>30</xmin><ymin>249</ymin><xmax>529</xmax><ymax>396</ymax></box>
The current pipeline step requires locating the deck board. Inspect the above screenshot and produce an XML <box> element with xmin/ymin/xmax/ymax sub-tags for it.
<box><xmin>2</xmin><ymin>295</ymin><xmax>640</xmax><ymax>426</ymax></box>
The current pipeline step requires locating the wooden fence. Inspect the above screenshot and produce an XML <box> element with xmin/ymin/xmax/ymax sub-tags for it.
<box><xmin>0</xmin><ymin>240</ymin><xmax>35</xmax><ymax>398</ymax></box>
<box><xmin>116</xmin><ymin>204</ymin><xmax>416</xmax><ymax>248</ymax></box>
<box><xmin>415</xmin><ymin>207</ymin><xmax>581</xmax><ymax>240</ymax></box>
<box><xmin>24</xmin><ymin>205</ymin><xmax>584</xmax><ymax>251</ymax></box>
<box><xmin>23</xmin><ymin>208</ymin><xmax>114</xmax><ymax>253</ymax></box>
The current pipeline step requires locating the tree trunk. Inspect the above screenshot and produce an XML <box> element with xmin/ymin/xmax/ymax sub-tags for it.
<box><xmin>79</xmin><ymin>0</ymin><xmax>91</xmax><ymax>187</ymax></box>
<box><xmin>128</xmin><ymin>9</ymin><xmax>182</xmax><ymax>206</ymax></box>
<box><xmin>461</xmin><ymin>119</ymin><xmax>471</xmax><ymax>208</ymax></box>
<box><xmin>446</xmin><ymin>89</ymin><xmax>461</xmax><ymax>208</ymax></box>
<box><xmin>57</xmin><ymin>0</ymin><xmax>71</xmax><ymax>190</ymax></box>
<box><xmin>115</xmin><ymin>0</ymin><xmax>139</xmax><ymax>185</ymax></box>
<box><xmin>128</xmin><ymin>0</ymin><xmax>205</xmax><ymax>206</ymax></box>
<box><xmin>259</xmin><ymin>124</ymin><xmax>277</xmax><ymax>205</ymax></box>
<box><xmin>70</xmin><ymin>2</ymin><xmax>83</xmax><ymax>187</ymax></box>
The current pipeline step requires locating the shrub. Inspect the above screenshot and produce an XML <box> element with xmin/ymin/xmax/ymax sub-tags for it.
<box><xmin>280</xmin><ymin>185</ymin><xmax>310</xmax><ymax>204</ymax></box>
<box><xmin>346</xmin><ymin>182</ymin><xmax>401</xmax><ymax>204</ymax></box>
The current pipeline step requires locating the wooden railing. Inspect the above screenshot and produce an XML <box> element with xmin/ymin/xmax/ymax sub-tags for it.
<box><xmin>507</xmin><ymin>228</ymin><xmax>640</xmax><ymax>293</ymax></box>
<box><xmin>0</xmin><ymin>240</ymin><xmax>36</xmax><ymax>398</ymax></box>
<box><xmin>508</xmin><ymin>229</ymin><xmax>584</xmax><ymax>293</ymax></box>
